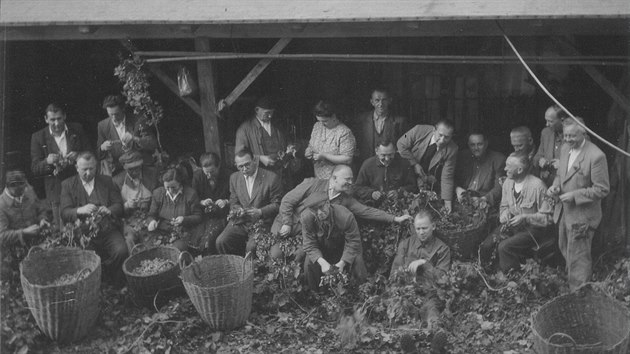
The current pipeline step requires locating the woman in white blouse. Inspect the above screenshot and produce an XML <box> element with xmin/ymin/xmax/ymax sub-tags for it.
<box><xmin>305</xmin><ymin>100</ymin><xmax>356</xmax><ymax>179</ymax></box>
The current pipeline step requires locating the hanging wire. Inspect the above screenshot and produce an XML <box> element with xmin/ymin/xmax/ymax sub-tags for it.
<box><xmin>496</xmin><ymin>21</ymin><xmax>630</xmax><ymax>159</ymax></box>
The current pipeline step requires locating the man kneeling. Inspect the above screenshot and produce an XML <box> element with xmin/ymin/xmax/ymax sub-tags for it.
<box><xmin>302</xmin><ymin>200</ymin><xmax>367</xmax><ymax>291</ymax></box>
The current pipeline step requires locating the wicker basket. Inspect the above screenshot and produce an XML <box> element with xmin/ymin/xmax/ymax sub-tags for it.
<box><xmin>123</xmin><ymin>244</ymin><xmax>182</xmax><ymax>303</ymax></box>
<box><xmin>531</xmin><ymin>287</ymin><xmax>630</xmax><ymax>354</ymax></box>
<box><xmin>20</xmin><ymin>246</ymin><xmax>101</xmax><ymax>343</ymax></box>
<box><xmin>179</xmin><ymin>253</ymin><xmax>253</xmax><ymax>330</ymax></box>
<box><xmin>437</xmin><ymin>221</ymin><xmax>487</xmax><ymax>260</ymax></box>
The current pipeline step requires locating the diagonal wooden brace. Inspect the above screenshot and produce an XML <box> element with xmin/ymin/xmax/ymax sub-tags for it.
<box><xmin>220</xmin><ymin>37</ymin><xmax>292</xmax><ymax>110</ymax></box>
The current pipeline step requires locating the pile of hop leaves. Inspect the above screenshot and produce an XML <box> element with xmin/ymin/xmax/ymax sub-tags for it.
<box><xmin>48</xmin><ymin>269</ymin><xmax>91</xmax><ymax>286</ymax></box>
<box><xmin>42</xmin><ymin>210</ymin><xmax>113</xmax><ymax>249</ymax></box>
<box><xmin>359</xmin><ymin>189</ymin><xmax>440</xmax><ymax>276</ymax></box>
<box><xmin>132</xmin><ymin>258</ymin><xmax>175</xmax><ymax>276</ymax></box>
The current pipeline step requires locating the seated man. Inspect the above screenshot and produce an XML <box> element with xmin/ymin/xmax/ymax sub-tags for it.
<box><xmin>215</xmin><ymin>149</ymin><xmax>282</xmax><ymax>256</ymax></box>
<box><xmin>390</xmin><ymin>210</ymin><xmax>451</xmax><ymax>279</ymax></box>
<box><xmin>0</xmin><ymin>169</ymin><xmax>50</xmax><ymax>274</ymax></box>
<box><xmin>302</xmin><ymin>200</ymin><xmax>367</xmax><ymax>291</ymax></box>
<box><xmin>397</xmin><ymin>120</ymin><xmax>458</xmax><ymax>212</ymax></box>
<box><xmin>113</xmin><ymin>150</ymin><xmax>158</xmax><ymax>251</ymax></box>
<box><xmin>479</xmin><ymin>152</ymin><xmax>553</xmax><ymax>272</ymax></box>
<box><xmin>273</xmin><ymin>164</ymin><xmax>412</xmax><ymax>239</ymax></box>
<box><xmin>354</xmin><ymin>139</ymin><xmax>417</xmax><ymax>203</ymax></box>
<box><xmin>455</xmin><ymin>132</ymin><xmax>505</xmax><ymax>209</ymax></box>
<box><xmin>191</xmin><ymin>152</ymin><xmax>230</xmax><ymax>254</ymax></box>
<box><xmin>60</xmin><ymin>151</ymin><xmax>128</xmax><ymax>284</ymax></box>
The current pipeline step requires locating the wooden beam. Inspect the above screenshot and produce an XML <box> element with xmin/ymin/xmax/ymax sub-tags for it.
<box><xmin>0</xmin><ymin>39</ymin><xmax>6</xmax><ymax>183</ymax></box>
<box><xmin>194</xmin><ymin>38</ymin><xmax>221</xmax><ymax>155</ymax></box>
<box><xmin>556</xmin><ymin>37</ymin><xmax>630</xmax><ymax>116</ymax></box>
<box><xmin>221</xmin><ymin>37</ymin><xmax>292</xmax><ymax>108</ymax></box>
<box><xmin>147</xmin><ymin>64</ymin><xmax>202</xmax><ymax>117</ymax></box>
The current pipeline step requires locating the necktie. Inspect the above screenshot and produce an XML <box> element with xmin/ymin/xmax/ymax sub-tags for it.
<box><xmin>420</xmin><ymin>143</ymin><xmax>437</xmax><ymax>174</ymax></box>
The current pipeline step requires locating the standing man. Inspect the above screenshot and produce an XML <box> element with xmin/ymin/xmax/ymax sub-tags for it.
<box><xmin>534</xmin><ymin>105</ymin><xmax>567</xmax><ymax>186</ymax></box>
<box><xmin>97</xmin><ymin>94</ymin><xmax>158</xmax><ymax>176</ymax></box>
<box><xmin>60</xmin><ymin>151</ymin><xmax>128</xmax><ymax>285</ymax></box>
<box><xmin>30</xmin><ymin>103</ymin><xmax>89</xmax><ymax>227</ymax></box>
<box><xmin>215</xmin><ymin>149</ymin><xmax>282</xmax><ymax>256</ymax></box>
<box><xmin>510</xmin><ymin>126</ymin><xmax>538</xmax><ymax>176</ymax></box>
<box><xmin>302</xmin><ymin>200</ymin><xmax>367</xmax><ymax>291</ymax></box>
<box><xmin>548</xmin><ymin>117</ymin><xmax>609</xmax><ymax>291</ymax></box>
<box><xmin>354</xmin><ymin>139</ymin><xmax>417</xmax><ymax>203</ymax></box>
<box><xmin>354</xmin><ymin>88</ymin><xmax>407</xmax><ymax>164</ymax></box>
<box><xmin>397</xmin><ymin>120</ymin><xmax>458</xmax><ymax>212</ymax></box>
<box><xmin>454</xmin><ymin>132</ymin><xmax>505</xmax><ymax>209</ymax></box>
<box><xmin>234</xmin><ymin>97</ymin><xmax>287</xmax><ymax>178</ymax></box>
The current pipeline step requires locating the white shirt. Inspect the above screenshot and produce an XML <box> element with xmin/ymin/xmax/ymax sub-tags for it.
<box><xmin>372</xmin><ymin>111</ymin><xmax>387</xmax><ymax>134</ymax></box>
<box><xmin>50</xmin><ymin>127</ymin><xmax>68</xmax><ymax>157</ymax></box>
<box><xmin>113</xmin><ymin>119</ymin><xmax>127</xmax><ymax>140</ymax></box>
<box><xmin>567</xmin><ymin>139</ymin><xmax>586</xmax><ymax>172</ymax></box>
<box><xmin>244</xmin><ymin>169</ymin><xmax>258</xmax><ymax>198</ymax></box>
<box><xmin>166</xmin><ymin>190</ymin><xmax>182</xmax><ymax>202</ymax></box>
<box><xmin>82</xmin><ymin>179</ymin><xmax>95</xmax><ymax>196</ymax></box>
<box><xmin>257</xmin><ymin>118</ymin><xmax>272</xmax><ymax>136</ymax></box>
<box><xmin>5</xmin><ymin>189</ymin><xmax>23</xmax><ymax>204</ymax></box>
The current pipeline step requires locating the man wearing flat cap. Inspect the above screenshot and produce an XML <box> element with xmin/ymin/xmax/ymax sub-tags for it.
<box><xmin>113</xmin><ymin>150</ymin><xmax>159</xmax><ymax>251</ymax></box>
<box><xmin>0</xmin><ymin>169</ymin><xmax>51</xmax><ymax>275</ymax></box>
<box><xmin>235</xmin><ymin>96</ymin><xmax>288</xmax><ymax>179</ymax></box>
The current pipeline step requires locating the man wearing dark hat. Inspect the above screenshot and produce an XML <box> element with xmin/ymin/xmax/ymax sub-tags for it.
<box><xmin>113</xmin><ymin>150</ymin><xmax>159</xmax><ymax>251</ymax></box>
<box><xmin>30</xmin><ymin>102</ymin><xmax>89</xmax><ymax>228</ymax></box>
<box><xmin>302</xmin><ymin>200</ymin><xmax>367</xmax><ymax>291</ymax></box>
<box><xmin>234</xmin><ymin>97</ymin><xmax>287</xmax><ymax>177</ymax></box>
<box><xmin>0</xmin><ymin>169</ymin><xmax>51</xmax><ymax>270</ymax></box>
<box><xmin>113</xmin><ymin>150</ymin><xmax>158</xmax><ymax>214</ymax></box>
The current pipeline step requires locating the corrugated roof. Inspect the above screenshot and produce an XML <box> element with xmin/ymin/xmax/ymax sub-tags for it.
<box><xmin>2</xmin><ymin>0</ymin><xmax>629</xmax><ymax>26</ymax></box>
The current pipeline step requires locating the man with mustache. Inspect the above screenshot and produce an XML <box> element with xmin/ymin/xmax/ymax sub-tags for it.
<box><xmin>548</xmin><ymin>117</ymin><xmax>609</xmax><ymax>291</ymax></box>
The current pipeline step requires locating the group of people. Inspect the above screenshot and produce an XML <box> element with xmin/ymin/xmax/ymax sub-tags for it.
<box><xmin>0</xmin><ymin>89</ymin><xmax>610</xmax><ymax>292</ymax></box>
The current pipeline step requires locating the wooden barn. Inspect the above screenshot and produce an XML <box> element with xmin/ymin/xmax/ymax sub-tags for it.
<box><xmin>1</xmin><ymin>0</ymin><xmax>629</xmax><ymax>250</ymax></box>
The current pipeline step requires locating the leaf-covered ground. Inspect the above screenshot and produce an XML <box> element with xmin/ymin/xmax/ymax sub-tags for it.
<box><xmin>2</xmin><ymin>191</ymin><xmax>629</xmax><ymax>353</ymax></box>
<box><xmin>2</xmin><ymin>252</ymin><xmax>629</xmax><ymax>353</ymax></box>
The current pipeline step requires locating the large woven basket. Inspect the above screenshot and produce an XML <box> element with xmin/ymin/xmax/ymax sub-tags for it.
<box><xmin>179</xmin><ymin>253</ymin><xmax>253</xmax><ymax>331</ymax></box>
<box><xmin>438</xmin><ymin>220</ymin><xmax>486</xmax><ymax>260</ymax></box>
<box><xmin>20</xmin><ymin>246</ymin><xmax>101</xmax><ymax>343</ymax></box>
<box><xmin>531</xmin><ymin>287</ymin><xmax>630</xmax><ymax>353</ymax></box>
<box><xmin>123</xmin><ymin>244</ymin><xmax>182</xmax><ymax>304</ymax></box>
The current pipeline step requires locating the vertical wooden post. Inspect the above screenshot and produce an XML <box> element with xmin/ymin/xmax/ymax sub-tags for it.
<box><xmin>0</xmin><ymin>39</ymin><xmax>6</xmax><ymax>183</ymax></box>
<box><xmin>194</xmin><ymin>38</ymin><xmax>221</xmax><ymax>156</ymax></box>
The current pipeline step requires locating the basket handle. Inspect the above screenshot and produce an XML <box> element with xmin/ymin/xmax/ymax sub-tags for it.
<box><xmin>131</xmin><ymin>243</ymin><xmax>148</xmax><ymax>256</ymax></box>
<box><xmin>77</xmin><ymin>267</ymin><xmax>92</xmax><ymax>279</ymax></box>
<box><xmin>547</xmin><ymin>332</ymin><xmax>577</xmax><ymax>347</ymax></box>
<box><xmin>241</xmin><ymin>251</ymin><xmax>253</xmax><ymax>280</ymax></box>
<box><xmin>178</xmin><ymin>251</ymin><xmax>194</xmax><ymax>270</ymax></box>
<box><xmin>26</xmin><ymin>245</ymin><xmax>46</xmax><ymax>258</ymax></box>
